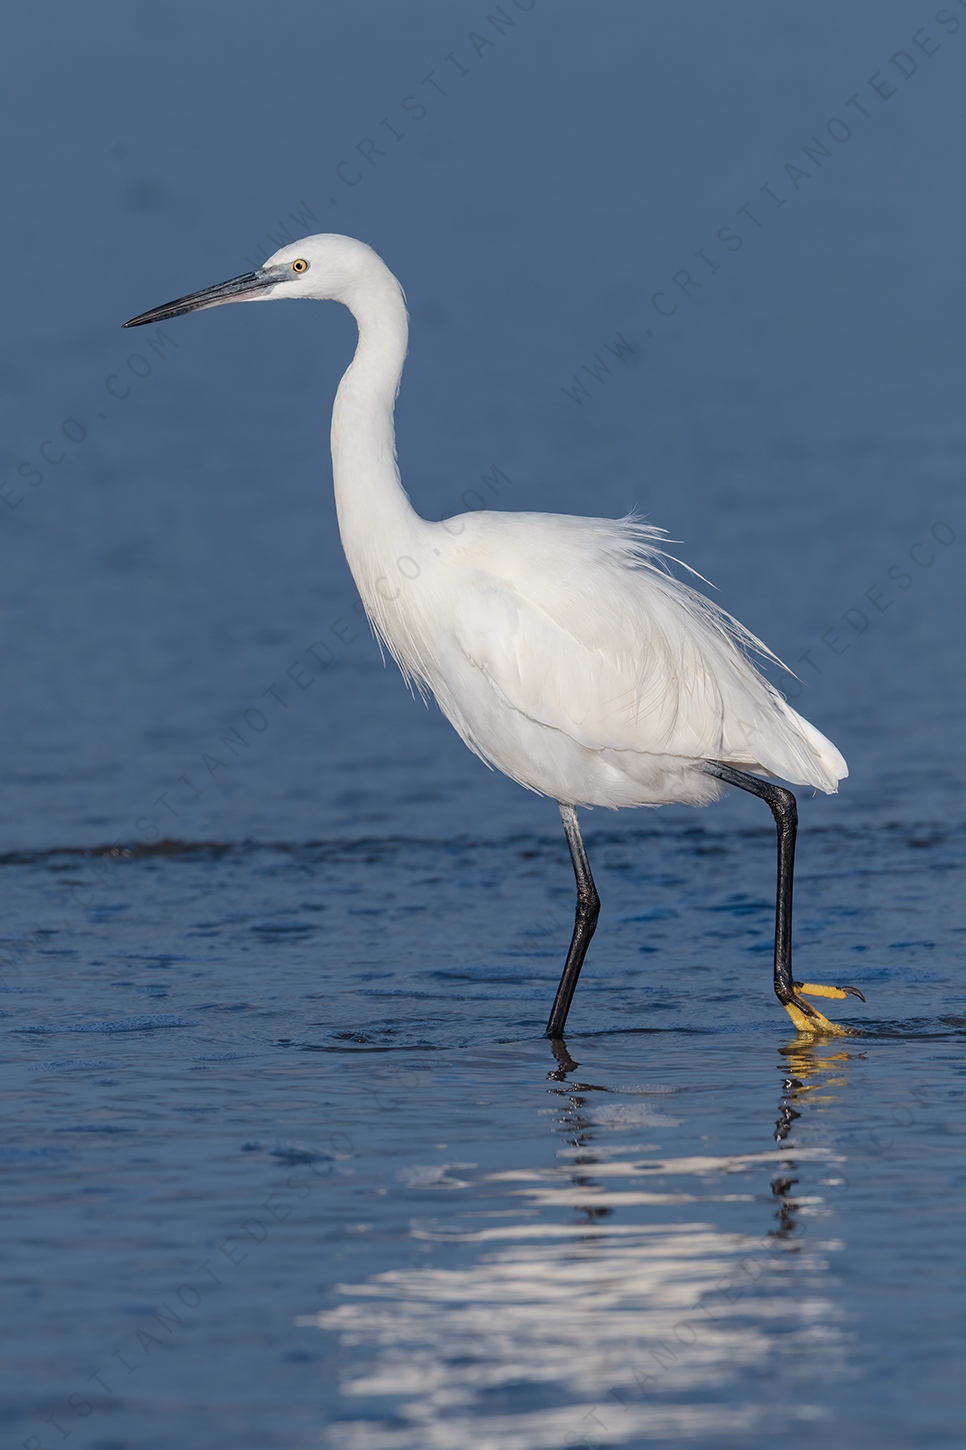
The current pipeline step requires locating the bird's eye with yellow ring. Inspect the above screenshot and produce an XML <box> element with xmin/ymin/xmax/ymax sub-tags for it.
<box><xmin>291</xmin><ymin>258</ymin><xmax>309</xmax><ymax>274</ymax></box>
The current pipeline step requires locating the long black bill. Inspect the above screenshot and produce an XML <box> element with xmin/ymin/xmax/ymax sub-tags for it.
<box><xmin>122</xmin><ymin>268</ymin><xmax>281</xmax><ymax>328</ymax></box>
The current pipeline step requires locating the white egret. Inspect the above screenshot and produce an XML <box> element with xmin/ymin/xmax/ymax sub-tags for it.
<box><xmin>124</xmin><ymin>234</ymin><xmax>863</xmax><ymax>1036</ymax></box>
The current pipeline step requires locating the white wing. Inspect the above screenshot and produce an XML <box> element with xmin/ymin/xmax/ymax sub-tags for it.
<box><xmin>439</xmin><ymin>512</ymin><xmax>846</xmax><ymax>793</ymax></box>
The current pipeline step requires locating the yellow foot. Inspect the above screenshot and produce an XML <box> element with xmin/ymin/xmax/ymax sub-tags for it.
<box><xmin>783</xmin><ymin>981</ymin><xmax>866</xmax><ymax>1036</ymax></box>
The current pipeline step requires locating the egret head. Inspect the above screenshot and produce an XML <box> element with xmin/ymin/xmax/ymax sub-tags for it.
<box><xmin>122</xmin><ymin>233</ymin><xmax>384</xmax><ymax>328</ymax></box>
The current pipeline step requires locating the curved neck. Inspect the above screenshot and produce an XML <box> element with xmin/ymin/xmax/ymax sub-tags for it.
<box><xmin>330</xmin><ymin>264</ymin><xmax>423</xmax><ymax>603</ymax></box>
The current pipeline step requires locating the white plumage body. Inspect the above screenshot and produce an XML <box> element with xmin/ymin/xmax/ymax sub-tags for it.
<box><xmin>356</xmin><ymin>506</ymin><xmax>846</xmax><ymax>809</ymax></box>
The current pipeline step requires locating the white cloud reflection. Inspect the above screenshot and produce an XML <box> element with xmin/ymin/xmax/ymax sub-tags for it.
<box><xmin>301</xmin><ymin>1147</ymin><xmax>845</xmax><ymax>1449</ymax></box>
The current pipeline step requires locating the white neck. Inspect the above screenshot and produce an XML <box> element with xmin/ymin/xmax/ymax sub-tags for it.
<box><xmin>330</xmin><ymin>259</ymin><xmax>425</xmax><ymax>617</ymax></box>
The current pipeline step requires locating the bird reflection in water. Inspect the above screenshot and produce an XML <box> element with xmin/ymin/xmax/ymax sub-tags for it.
<box><xmin>304</xmin><ymin>1037</ymin><xmax>854</xmax><ymax>1449</ymax></box>
<box><xmin>770</xmin><ymin>1037</ymin><xmax>858</xmax><ymax>1240</ymax></box>
<box><xmin>546</xmin><ymin>1036</ymin><xmax>615</xmax><ymax>1226</ymax></box>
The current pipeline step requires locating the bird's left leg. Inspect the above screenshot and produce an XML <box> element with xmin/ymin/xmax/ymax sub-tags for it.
<box><xmin>546</xmin><ymin>804</ymin><xmax>600</xmax><ymax>1039</ymax></box>
<box><xmin>702</xmin><ymin>762</ymin><xmax>864</xmax><ymax>1033</ymax></box>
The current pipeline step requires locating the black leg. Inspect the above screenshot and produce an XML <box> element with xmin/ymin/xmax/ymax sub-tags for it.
<box><xmin>702</xmin><ymin>761</ymin><xmax>864</xmax><ymax>1027</ymax></box>
<box><xmin>702</xmin><ymin>761</ymin><xmax>800</xmax><ymax>1012</ymax></box>
<box><xmin>546</xmin><ymin>803</ymin><xmax>600</xmax><ymax>1038</ymax></box>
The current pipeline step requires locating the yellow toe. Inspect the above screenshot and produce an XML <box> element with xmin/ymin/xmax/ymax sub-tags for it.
<box><xmin>783</xmin><ymin>998</ymin><xmax>853</xmax><ymax>1037</ymax></box>
<box><xmin>798</xmin><ymin>982</ymin><xmax>850</xmax><ymax>1001</ymax></box>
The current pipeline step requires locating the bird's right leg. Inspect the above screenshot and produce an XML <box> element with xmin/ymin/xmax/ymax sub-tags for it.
<box><xmin>546</xmin><ymin>804</ymin><xmax>600</xmax><ymax>1039</ymax></box>
<box><xmin>702</xmin><ymin>762</ymin><xmax>864</xmax><ymax>1033</ymax></box>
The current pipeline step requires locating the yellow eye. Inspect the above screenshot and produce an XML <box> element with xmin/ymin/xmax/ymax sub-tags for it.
<box><xmin>292</xmin><ymin>258</ymin><xmax>308</xmax><ymax>274</ymax></box>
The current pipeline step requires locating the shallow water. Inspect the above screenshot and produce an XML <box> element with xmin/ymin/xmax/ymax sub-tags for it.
<box><xmin>1</xmin><ymin>2</ymin><xmax>965</xmax><ymax>1446</ymax></box>
<box><xmin>2</xmin><ymin>820</ymin><xmax>964</xmax><ymax>1447</ymax></box>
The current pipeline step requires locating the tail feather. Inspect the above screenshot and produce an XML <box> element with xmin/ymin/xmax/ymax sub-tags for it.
<box><xmin>743</xmin><ymin>696</ymin><xmax>848</xmax><ymax>793</ymax></box>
